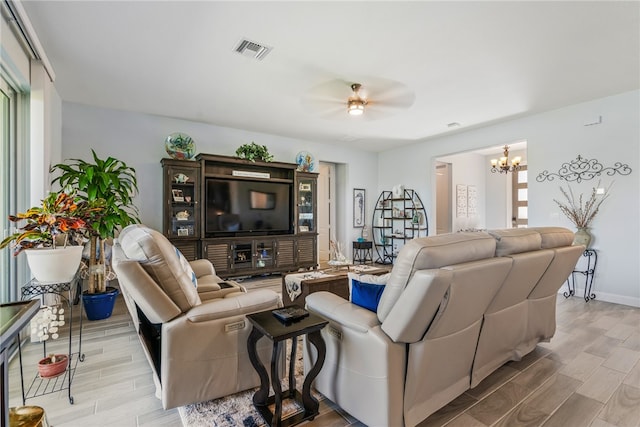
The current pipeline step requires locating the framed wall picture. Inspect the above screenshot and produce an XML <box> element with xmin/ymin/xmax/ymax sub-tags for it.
<box><xmin>172</xmin><ymin>189</ymin><xmax>184</xmax><ymax>202</ymax></box>
<box><xmin>353</xmin><ymin>188</ymin><xmax>365</xmax><ymax>228</ymax></box>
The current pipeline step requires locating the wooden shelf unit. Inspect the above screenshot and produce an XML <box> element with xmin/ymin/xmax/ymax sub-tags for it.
<box><xmin>162</xmin><ymin>154</ymin><xmax>318</xmax><ymax>276</ymax></box>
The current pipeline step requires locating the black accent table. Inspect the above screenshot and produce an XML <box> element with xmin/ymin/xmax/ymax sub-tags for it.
<box><xmin>564</xmin><ymin>249</ymin><xmax>598</xmax><ymax>302</ymax></box>
<box><xmin>246</xmin><ymin>308</ymin><xmax>328</xmax><ymax>427</ymax></box>
<box><xmin>352</xmin><ymin>241</ymin><xmax>373</xmax><ymax>264</ymax></box>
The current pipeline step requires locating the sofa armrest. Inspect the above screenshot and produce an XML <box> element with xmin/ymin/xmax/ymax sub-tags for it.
<box><xmin>305</xmin><ymin>291</ymin><xmax>380</xmax><ymax>333</ymax></box>
<box><xmin>186</xmin><ymin>289</ymin><xmax>281</xmax><ymax>322</ymax></box>
<box><xmin>197</xmin><ymin>279</ymin><xmax>245</xmax><ymax>301</ymax></box>
<box><xmin>189</xmin><ymin>259</ymin><xmax>217</xmax><ymax>278</ymax></box>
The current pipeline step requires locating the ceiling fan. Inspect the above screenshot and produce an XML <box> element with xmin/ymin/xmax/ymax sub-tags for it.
<box><xmin>301</xmin><ymin>77</ymin><xmax>415</xmax><ymax>120</ymax></box>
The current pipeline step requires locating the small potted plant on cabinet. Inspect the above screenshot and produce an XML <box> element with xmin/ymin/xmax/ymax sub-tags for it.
<box><xmin>50</xmin><ymin>150</ymin><xmax>139</xmax><ymax>320</ymax></box>
<box><xmin>0</xmin><ymin>191</ymin><xmax>98</xmax><ymax>283</ymax></box>
<box><xmin>235</xmin><ymin>142</ymin><xmax>274</xmax><ymax>162</ymax></box>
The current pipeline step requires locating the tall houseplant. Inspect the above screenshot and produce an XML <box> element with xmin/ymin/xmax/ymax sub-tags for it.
<box><xmin>51</xmin><ymin>150</ymin><xmax>139</xmax><ymax>300</ymax></box>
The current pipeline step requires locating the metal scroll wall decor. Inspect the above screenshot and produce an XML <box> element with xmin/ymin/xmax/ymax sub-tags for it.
<box><xmin>536</xmin><ymin>155</ymin><xmax>632</xmax><ymax>183</ymax></box>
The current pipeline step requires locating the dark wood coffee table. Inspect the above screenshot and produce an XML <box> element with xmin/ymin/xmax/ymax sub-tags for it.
<box><xmin>281</xmin><ymin>267</ymin><xmax>389</xmax><ymax>306</ymax></box>
<box><xmin>246</xmin><ymin>308</ymin><xmax>328</xmax><ymax>427</ymax></box>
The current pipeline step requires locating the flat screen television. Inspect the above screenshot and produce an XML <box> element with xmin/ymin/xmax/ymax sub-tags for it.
<box><xmin>205</xmin><ymin>178</ymin><xmax>293</xmax><ymax>236</ymax></box>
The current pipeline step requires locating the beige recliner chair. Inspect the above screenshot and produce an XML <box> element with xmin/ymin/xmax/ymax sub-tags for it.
<box><xmin>112</xmin><ymin>224</ymin><xmax>282</xmax><ymax>409</ymax></box>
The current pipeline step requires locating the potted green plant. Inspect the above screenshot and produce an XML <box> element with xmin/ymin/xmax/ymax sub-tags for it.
<box><xmin>0</xmin><ymin>191</ymin><xmax>97</xmax><ymax>283</ymax></box>
<box><xmin>235</xmin><ymin>142</ymin><xmax>274</xmax><ymax>162</ymax></box>
<box><xmin>50</xmin><ymin>150</ymin><xmax>139</xmax><ymax>320</ymax></box>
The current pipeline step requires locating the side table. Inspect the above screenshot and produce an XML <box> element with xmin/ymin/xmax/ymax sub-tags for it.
<box><xmin>564</xmin><ymin>248</ymin><xmax>597</xmax><ymax>302</ymax></box>
<box><xmin>246</xmin><ymin>308</ymin><xmax>328</xmax><ymax>427</ymax></box>
<box><xmin>18</xmin><ymin>275</ymin><xmax>85</xmax><ymax>405</ymax></box>
<box><xmin>1</xmin><ymin>300</ymin><xmax>40</xmax><ymax>427</ymax></box>
<box><xmin>352</xmin><ymin>241</ymin><xmax>373</xmax><ymax>264</ymax></box>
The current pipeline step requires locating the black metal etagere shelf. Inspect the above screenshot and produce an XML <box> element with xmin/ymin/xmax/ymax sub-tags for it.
<box><xmin>372</xmin><ymin>189</ymin><xmax>428</xmax><ymax>264</ymax></box>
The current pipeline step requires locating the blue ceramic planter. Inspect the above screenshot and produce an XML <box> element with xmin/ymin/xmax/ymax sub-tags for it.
<box><xmin>82</xmin><ymin>287</ymin><xmax>119</xmax><ymax>320</ymax></box>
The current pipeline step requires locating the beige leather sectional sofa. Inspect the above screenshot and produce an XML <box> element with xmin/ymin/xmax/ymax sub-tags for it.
<box><xmin>112</xmin><ymin>224</ymin><xmax>282</xmax><ymax>409</ymax></box>
<box><xmin>304</xmin><ymin>227</ymin><xmax>583</xmax><ymax>427</ymax></box>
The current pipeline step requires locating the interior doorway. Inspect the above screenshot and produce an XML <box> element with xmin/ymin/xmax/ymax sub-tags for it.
<box><xmin>317</xmin><ymin>162</ymin><xmax>335</xmax><ymax>262</ymax></box>
<box><xmin>433</xmin><ymin>141</ymin><xmax>527</xmax><ymax>232</ymax></box>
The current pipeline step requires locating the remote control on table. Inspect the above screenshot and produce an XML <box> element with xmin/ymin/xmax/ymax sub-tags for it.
<box><xmin>272</xmin><ymin>306</ymin><xmax>310</xmax><ymax>323</ymax></box>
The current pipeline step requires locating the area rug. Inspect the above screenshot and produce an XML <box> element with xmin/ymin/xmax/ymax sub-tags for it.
<box><xmin>178</xmin><ymin>340</ymin><xmax>323</xmax><ymax>427</ymax></box>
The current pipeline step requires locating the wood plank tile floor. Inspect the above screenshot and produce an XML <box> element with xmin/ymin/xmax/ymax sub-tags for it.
<box><xmin>8</xmin><ymin>282</ymin><xmax>639</xmax><ymax>427</ymax></box>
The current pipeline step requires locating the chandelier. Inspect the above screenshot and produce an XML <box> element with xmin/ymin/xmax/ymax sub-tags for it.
<box><xmin>490</xmin><ymin>145</ymin><xmax>522</xmax><ymax>174</ymax></box>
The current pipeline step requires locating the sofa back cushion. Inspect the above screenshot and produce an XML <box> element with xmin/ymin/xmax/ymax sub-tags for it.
<box><xmin>118</xmin><ymin>224</ymin><xmax>201</xmax><ymax>312</ymax></box>
<box><xmin>488</xmin><ymin>229</ymin><xmax>541</xmax><ymax>256</ymax></box>
<box><xmin>528</xmin><ymin>227</ymin><xmax>575</xmax><ymax>249</ymax></box>
<box><xmin>377</xmin><ymin>232</ymin><xmax>497</xmax><ymax>322</ymax></box>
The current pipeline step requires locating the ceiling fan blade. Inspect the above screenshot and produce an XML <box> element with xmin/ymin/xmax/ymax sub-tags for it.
<box><xmin>301</xmin><ymin>79</ymin><xmax>352</xmax><ymax>116</ymax></box>
<box><xmin>366</xmin><ymin>82</ymin><xmax>415</xmax><ymax>109</ymax></box>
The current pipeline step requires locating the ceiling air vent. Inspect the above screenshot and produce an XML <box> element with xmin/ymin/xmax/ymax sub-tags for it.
<box><xmin>234</xmin><ymin>39</ymin><xmax>271</xmax><ymax>60</ymax></box>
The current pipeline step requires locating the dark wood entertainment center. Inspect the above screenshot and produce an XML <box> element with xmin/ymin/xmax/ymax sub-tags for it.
<box><xmin>162</xmin><ymin>154</ymin><xmax>318</xmax><ymax>277</ymax></box>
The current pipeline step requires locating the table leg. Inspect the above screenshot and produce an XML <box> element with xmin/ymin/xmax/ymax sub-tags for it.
<box><xmin>564</xmin><ymin>272</ymin><xmax>576</xmax><ymax>298</ymax></box>
<box><xmin>302</xmin><ymin>330</ymin><xmax>326</xmax><ymax>417</ymax></box>
<box><xmin>271</xmin><ymin>341</ymin><xmax>283</xmax><ymax>426</ymax></box>
<box><xmin>288</xmin><ymin>337</ymin><xmax>297</xmax><ymax>398</ymax></box>
<box><xmin>583</xmin><ymin>250</ymin><xmax>598</xmax><ymax>302</ymax></box>
<box><xmin>247</xmin><ymin>328</ymin><xmax>270</xmax><ymax>406</ymax></box>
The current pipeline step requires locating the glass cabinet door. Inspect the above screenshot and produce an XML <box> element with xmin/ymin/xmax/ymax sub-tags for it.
<box><xmin>297</xmin><ymin>176</ymin><xmax>316</xmax><ymax>233</ymax></box>
<box><xmin>166</xmin><ymin>164</ymin><xmax>200</xmax><ymax>239</ymax></box>
<box><xmin>254</xmin><ymin>240</ymin><xmax>274</xmax><ymax>269</ymax></box>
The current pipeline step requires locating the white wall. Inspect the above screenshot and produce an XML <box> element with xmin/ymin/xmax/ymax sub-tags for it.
<box><xmin>378</xmin><ymin>90</ymin><xmax>640</xmax><ymax>307</ymax></box>
<box><xmin>60</xmin><ymin>102</ymin><xmax>379</xmax><ymax>258</ymax></box>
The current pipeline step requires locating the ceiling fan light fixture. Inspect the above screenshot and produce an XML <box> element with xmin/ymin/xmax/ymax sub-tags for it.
<box><xmin>347</xmin><ymin>99</ymin><xmax>365</xmax><ymax>115</ymax></box>
<box><xmin>347</xmin><ymin>83</ymin><xmax>366</xmax><ymax>116</ymax></box>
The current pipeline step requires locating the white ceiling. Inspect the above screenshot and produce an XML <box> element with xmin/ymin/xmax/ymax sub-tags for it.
<box><xmin>21</xmin><ymin>1</ymin><xmax>640</xmax><ymax>152</ymax></box>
